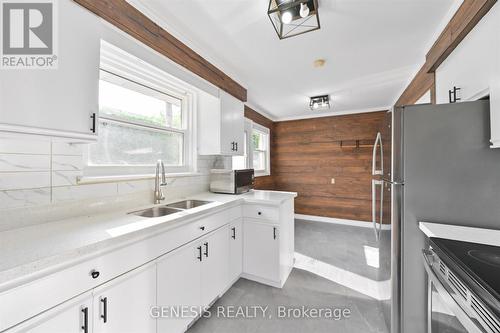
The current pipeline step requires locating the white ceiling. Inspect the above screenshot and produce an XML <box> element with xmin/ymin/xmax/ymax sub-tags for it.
<box><xmin>130</xmin><ymin>0</ymin><xmax>460</xmax><ymax>120</ymax></box>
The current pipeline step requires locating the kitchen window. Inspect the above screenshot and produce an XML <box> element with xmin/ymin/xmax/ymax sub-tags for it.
<box><xmin>232</xmin><ymin>120</ymin><xmax>270</xmax><ymax>177</ymax></box>
<box><xmin>85</xmin><ymin>41</ymin><xmax>196</xmax><ymax>178</ymax></box>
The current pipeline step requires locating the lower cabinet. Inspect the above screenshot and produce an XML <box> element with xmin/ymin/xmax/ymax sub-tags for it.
<box><xmin>8</xmin><ymin>263</ymin><xmax>156</xmax><ymax>333</ymax></box>
<box><xmin>93</xmin><ymin>264</ymin><xmax>157</xmax><ymax>333</ymax></box>
<box><xmin>157</xmin><ymin>225</ymin><xmax>229</xmax><ymax>333</ymax></box>
<box><xmin>229</xmin><ymin>218</ymin><xmax>243</xmax><ymax>283</ymax></box>
<box><xmin>11</xmin><ymin>293</ymin><xmax>93</xmax><ymax>333</ymax></box>
<box><xmin>243</xmin><ymin>221</ymin><xmax>280</xmax><ymax>283</ymax></box>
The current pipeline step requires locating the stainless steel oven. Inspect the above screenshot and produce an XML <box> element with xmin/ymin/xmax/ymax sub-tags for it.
<box><xmin>423</xmin><ymin>249</ymin><xmax>500</xmax><ymax>333</ymax></box>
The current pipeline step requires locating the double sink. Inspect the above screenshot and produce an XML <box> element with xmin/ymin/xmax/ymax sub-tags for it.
<box><xmin>129</xmin><ymin>200</ymin><xmax>212</xmax><ymax>218</ymax></box>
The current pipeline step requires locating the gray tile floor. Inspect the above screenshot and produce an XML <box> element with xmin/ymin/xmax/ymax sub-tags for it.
<box><xmin>187</xmin><ymin>219</ymin><xmax>391</xmax><ymax>333</ymax></box>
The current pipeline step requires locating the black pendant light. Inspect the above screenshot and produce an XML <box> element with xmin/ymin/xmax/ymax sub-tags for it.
<box><xmin>268</xmin><ymin>0</ymin><xmax>320</xmax><ymax>40</ymax></box>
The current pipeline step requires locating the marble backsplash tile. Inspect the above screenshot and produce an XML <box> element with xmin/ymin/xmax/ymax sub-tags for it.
<box><xmin>0</xmin><ymin>135</ymin><xmax>228</xmax><ymax>231</ymax></box>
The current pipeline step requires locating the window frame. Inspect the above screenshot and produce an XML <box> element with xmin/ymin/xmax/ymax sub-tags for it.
<box><xmin>232</xmin><ymin>119</ymin><xmax>271</xmax><ymax>177</ymax></box>
<box><xmin>83</xmin><ymin>41</ymin><xmax>198</xmax><ymax>179</ymax></box>
<box><xmin>252</xmin><ymin>123</ymin><xmax>271</xmax><ymax>177</ymax></box>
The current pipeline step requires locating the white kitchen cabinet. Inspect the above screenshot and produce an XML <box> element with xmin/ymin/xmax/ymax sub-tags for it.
<box><xmin>7</xmin><ymin>293</ymin><xmax>93</xmax><ymax>333</ymax></box>
<box><xmin>198</xmin><ymin>90</ymin><xmax>244</xmax><ymax>156</ymax></box>
<box><xmin>200</xmin><ymin>225</ymin><xmax>229</xmax><ymax>307</ymax></box>
<box><xmin>229</xmin><ymin>218</ymin><xmax>243</xmax><ymax>283</ymax></box>
<box><xmin>242</xmin><ymin>199</ymin><xmax>295</xmax><ymax>288</ymax></box>
<box><xmin>243</xmin><ymin>221</ymin><xmax>280</xmax><ymax>283</ymax></box>
<box><xmin>435</xmin><ymin>3</ymin><xmax>500</xmax><ymax>147</ymax></box>
<box><xmin>0</xmin><ymin>0</ymin><xmax>101</xmax><ymax>141</ymax></box>
<box><xmin>93</xmin><ymin>263</ymin><xmax>156</xmax><ymax>333</ymax></box>
<box><xmin>157</xmin><ymin>242</ymin><xmax>202</xmax><ymax>333</ymax></box>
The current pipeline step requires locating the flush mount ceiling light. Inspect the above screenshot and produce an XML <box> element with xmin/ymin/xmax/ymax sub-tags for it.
<box><xmin>309</xmin><ymin>95</ymin><xmax>330</xmax><ymax>111</ymax></box>
<box><xmin>268</xmin><ymin>0</ymin><xmax>320</xmax><ymax>40</ymax></box>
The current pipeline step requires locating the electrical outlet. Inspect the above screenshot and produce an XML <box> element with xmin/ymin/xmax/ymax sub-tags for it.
<box><xmin>331</xmin><ymin>178</ymin><xmax>335</xmax><ymax>184</ymax></box>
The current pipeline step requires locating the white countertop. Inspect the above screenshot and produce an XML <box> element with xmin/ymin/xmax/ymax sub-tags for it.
<box><xmin>419</xmin><ymin>222</ymin><xmax>500</xmax><ymax>247</ymax></box>
<box><xmin>0</xmin><ymin>190</ymin><xmax>296</xmax><ymax>291</ymax></box>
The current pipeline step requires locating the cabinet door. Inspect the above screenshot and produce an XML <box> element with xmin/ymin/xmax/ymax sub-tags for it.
<box><xmin>219</xmin><ymin>90</ymin><xmax>244</xmax><ymax>155</ymax></box>
<box><xmin>0</xmin><ymin>0</ymin><xmax>100</xmax><ymax>140</ymax></box>
<box><xmin>229</xmin><ymin>218</ymin><xmax>243</xmax><ymax>283</ymax></box>
<box><xmin>243</xmin><ymin>222</ymin><xmax>280</xmax><ymax>282</ymax></box>
<box><xmin>93</xmin><ymin>264</ymin><xmax>156</xmax><ymax>333</ymax></box>
<box><xmin>157</xmin><ymin>243</ymin><xmax>202</xmax><ymax>333</ymax></box>
<box><xmin>201</xmin><ymin>226</ymin><xmax>229</xmax><ymax>307</ymax></box>
<box><xmin>8</xmin><ymin>293</ymin><xmax>93</xmax><ymax>333</ymax></box>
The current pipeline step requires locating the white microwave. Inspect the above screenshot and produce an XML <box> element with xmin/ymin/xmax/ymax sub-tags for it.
<box><xmin>209</xmin><ymin>169</ymin><xmax>255</xmax><ymax>194</ymax></box>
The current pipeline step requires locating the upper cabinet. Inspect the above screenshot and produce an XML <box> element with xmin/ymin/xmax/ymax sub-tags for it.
<box><xmin>435</xmin><ymin>4</ymin><xmax>500</xmax><ymax>148</ymax></box>
<box><xmin>198</xmin><ymin>90</ymin><xmax>244</xmax><ymax>156</ymax></box>
<box><xmin>0</xmin><ymin>0</ymin><xmax>101</xmax><ymax>142</ymax></box>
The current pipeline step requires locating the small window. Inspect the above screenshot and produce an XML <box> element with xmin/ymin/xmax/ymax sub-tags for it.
<box><xmin>232</xmin><ymin>120</ymin><xmax>270</xmax><ymax>176</ymax></box>
<box><xmin>252</xmin><ymin>125</ymin><xmax>270</xmax><ymax>176</ymax></box>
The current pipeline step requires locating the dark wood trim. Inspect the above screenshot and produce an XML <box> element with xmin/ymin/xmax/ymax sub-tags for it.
<box><xmin>244</xmin><ymin>106</ymin><xmax>274</xmax><ymax>129</ymax></box>
<box><xmin>396</xmin><ymin>0</ymin><xmax>497</xmax><ymax>105</ymax></box>
<box><xmin>73</xmin><ymin>0</ymin><xmax>247</xmax><ymax>102</ymax></box>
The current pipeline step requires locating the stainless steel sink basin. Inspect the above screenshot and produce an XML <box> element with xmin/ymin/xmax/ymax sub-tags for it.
<box><xmin>129</xmin><ymin>206</ymin><xmax>182</xmax><ymax>218</ymax></box>
<box><xmin>165</xmin><ymin>200</ymin><xmax>212</xmax><ymax>210</ymax></box>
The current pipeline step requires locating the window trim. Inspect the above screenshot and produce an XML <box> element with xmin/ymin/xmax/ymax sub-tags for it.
<box><xmin>252</xmin><ymin>123</ymin><xmax>271</xmax><ymax>177</ymax></box>
<box><xmin>232</xmin><ymin>119</ymin><xmax>271</xmax><ymax>177</ymax></box>
<box><xmin>82</xmin><ymin>41</ymin><xmax>198</xmax><ymax>180</ymax></box>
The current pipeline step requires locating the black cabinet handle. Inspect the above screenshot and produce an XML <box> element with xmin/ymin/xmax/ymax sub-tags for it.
<box><xmin>231</xmin><ymin>227</ymin><xmax>236</xmax><ymax>240</ymax></box>
<box><xmin>199</xmin><ymin>226</ymin><xmax>205</xmax><ymax>231</ymax></box>
<box><xmin>197</xmin><ymin>246</ymin><xmax>202</xmax><ymax>261</ymax></box>
<box><xmin>81</xmin><ymin>307</ymin><xmax>89</xmax><ymax>333</ymax></box>
<box><xmin>90</xmin><ymin>113</ymin><xmax>96</xmax><ymax>133</ymax></box>
<box><xmin>204</xmin><ymin>242</ymin><xmax>209</xmax><ymax>258</ymax></box>
<box><xmin>101</xmin><ymin>297</ymin><xmax>108</xmax><ymax>323</ymax></box>
<box><xmin>273</xmin><ymin>227</ymin><xmax>277</xmax><ymax>240</ymax></box>
<box><xmin>235</xmin><ymin>142</ymin><xmax>238</xmax><ymax>151</ymax></box>
<box><xmin>258</xmin><ymin>212</ymin><xmax>262</xmax><ymax>216</ymax></box>
<box><xmin>90</xmin><ymin>270</ymin><xmax>100</xmax><ymax>279</ymax></box>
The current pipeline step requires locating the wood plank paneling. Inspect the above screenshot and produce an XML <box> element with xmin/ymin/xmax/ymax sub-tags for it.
<box><xmin>272</xmin><ymin>111</ymin><xmax>387</xmax><ymax>222</ymax></box>
<box><xmin>244</xmin><ymin>106</ymin><xmax>275</xmax><ymax>190</ymax></box>
<box><xmin>396</xmin><ymin>0</ymin><xmax>496</xmax><ymax>105</ymax></box>
<box><xmin>73</xmin><ymin>0</ymin><xmax>247</xmax><ymax>102</ymax></box>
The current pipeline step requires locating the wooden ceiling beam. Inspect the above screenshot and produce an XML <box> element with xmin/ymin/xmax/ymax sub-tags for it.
<box><xmin>396</xmin><ymin>0</ymin><xmax>497</xmax><ymax>106</ymax></box>
<box><xmin>73</xmin><ymin>0</ymin><xmax>248</xmax><ymax>102</ymax></box>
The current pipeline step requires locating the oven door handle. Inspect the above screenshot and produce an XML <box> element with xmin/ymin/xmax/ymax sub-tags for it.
<box><xmin>422</xmin><ymin>250</ymin><xmax>484</xmax><ymax>333</ymax></box>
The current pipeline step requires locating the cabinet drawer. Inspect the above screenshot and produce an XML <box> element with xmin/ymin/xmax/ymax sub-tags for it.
<box><xmin>243</xmin><ymin>205</ymin><xmax>279</xmax><ymax>221</ymax></box>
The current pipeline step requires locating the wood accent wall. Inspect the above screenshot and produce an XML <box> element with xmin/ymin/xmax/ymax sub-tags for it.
<box><xmin>396</xmin><ymin>0</ymin><xmax>496</xmax><ymax>105</ymax></box>
<box><xmin>244</xmin><ymin>106</ymin><xmax>275</xmax><ymax>190</ymax></box>
<box><xmin>73</xmin><ymin>0</ymin><xmax>247</xmax><ymax>102</ymax></box>
<box><xmin>272</xmin><ymin>112</ymin><xmax>387</xmax><ymax>222</ymax></box>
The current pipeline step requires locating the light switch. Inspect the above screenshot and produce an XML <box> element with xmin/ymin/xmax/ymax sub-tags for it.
<box><xmin>331</xmin><ymin>178</ymin><xmax>335</xmax><ymax>184</ymax></box>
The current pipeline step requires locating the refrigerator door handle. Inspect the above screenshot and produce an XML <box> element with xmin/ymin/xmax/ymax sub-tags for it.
<box><xmin>372</xmin><ymin>132</ymin><xmax>384</xmax><ymax>176</ymax></box>
<box><xmin>372</xmin><ymin>179</ymin><xmax>383</xmax><ymax>240</ymax></box>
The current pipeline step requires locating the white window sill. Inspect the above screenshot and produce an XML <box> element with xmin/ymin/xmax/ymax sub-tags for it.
<box><xmin>255</xmin><ymin>172</ymin><xmax>271</xmax><ymax>177</ymax></box>
<box><xmin>77</xmin><ymin>172</ymin><xmax>203</xmax><ymax>185</ymax></box>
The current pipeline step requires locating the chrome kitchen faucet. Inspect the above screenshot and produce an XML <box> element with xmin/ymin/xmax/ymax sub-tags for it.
<box><xmin>154</xmin><ymin>160</ymin><xmax>167</xmax><ymax>204</ymax></box>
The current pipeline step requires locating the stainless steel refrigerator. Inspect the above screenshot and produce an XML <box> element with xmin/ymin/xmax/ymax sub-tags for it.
<box><xmin>371</xmin><ymin>100</ymin><xmax>500</xmax><ymax>333</ymax></box>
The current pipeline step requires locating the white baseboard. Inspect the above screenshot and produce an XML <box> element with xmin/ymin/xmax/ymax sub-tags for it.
<box><xmin>294</xmin><ymin>214</ymin><xmax>391</xmax><ymax>230</ymax></box>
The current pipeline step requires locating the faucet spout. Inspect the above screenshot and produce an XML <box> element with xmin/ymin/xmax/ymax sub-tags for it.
<box><xmin>154</xmin><ymin>160</ymin><xmax>166</xmax><ymax>204</ymax></box>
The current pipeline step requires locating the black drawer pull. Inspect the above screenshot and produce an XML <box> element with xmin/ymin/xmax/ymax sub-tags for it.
<box><xmin>81</xmin><ymin>307</ymin><xmax>89</xmax><ymax>333</ymax></box>
<box><xmin>90</xmin><ymin>113</ymin><xmax>96</xmax><ymax>133</ymax></box>
<box><xmin>197</xmin><ymin>246</ymin><xmax>202</xmax><ymax>261</ymax></box>
<box><xmin>273</xmin><ymin>227</ymin><xmax>277</xmax><ymax>240</ymax></box>
<box><xmin>101</xmin><ymin>297</ymin><xmax>108</xmax><ymax>323</ymax></box>
<box><xmin>258</xmin><ymin>212</ymin><xmax>262</xmax><ymax>215</ymax></box>
<box><xmin>231</xmin><ymin>227</ymin><xmax>236</xmax><ymax>239</ymax></box>
<box><xmin>90</xmin><ymin>270</ymin><xmax>100</xmax><ymax>279</ymax></box>
<box><xmin>204</xmin><ymin>242</ymin><xmax>209</xmax><ymax>258</ymax></box>
<box><xmin>199</xmin><ymin>226</ymin><xmax>205</xmax><ymax>231</ymax></box>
